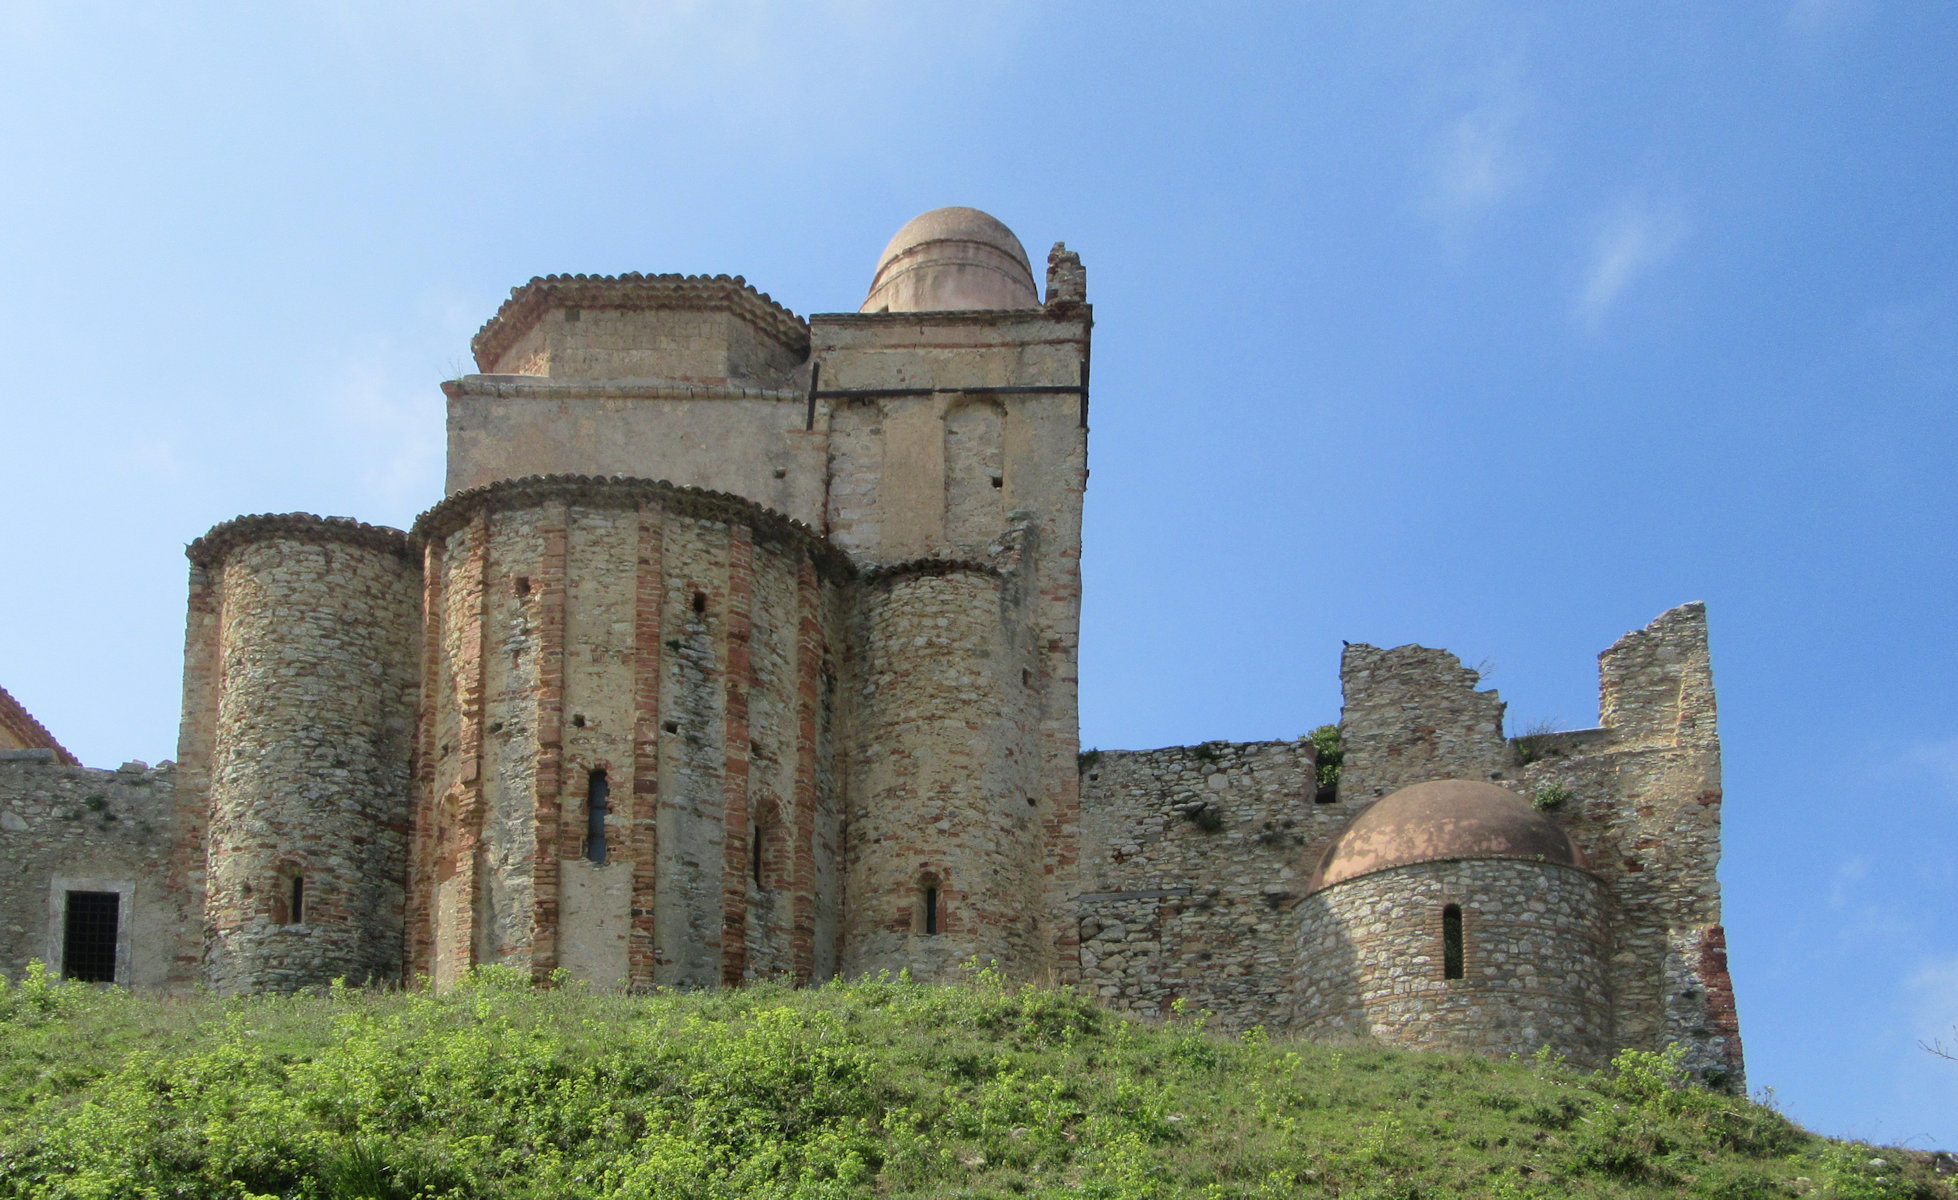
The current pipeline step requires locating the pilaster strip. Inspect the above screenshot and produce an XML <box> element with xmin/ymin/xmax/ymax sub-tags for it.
<box><xmin>789</xmin><ymin>555</ymin><xmax>821</xmax><ymax>984</ymax></box>
<box><xmin>719</xmin><ymin>525</ymin><xmax>755</xmax><ymax>985</ymax></box>
<box><xmin>629</xmin><ymin>504</ymin><xmax>665</xmax><ymax>989</ymax></box>
<box><xmin>445</xmin><ymin>511</ymin><xmax>493</xmax><ymax>978</ymax></box>
<box><xmin>405</xmin><ymin>539</ymin><xmax>446</xmax><ymax>981</ymax></box>
<box><xmin>529</xmin><ymin>502</ymin><xmax>569</xmax><ymax>980</ymax></box>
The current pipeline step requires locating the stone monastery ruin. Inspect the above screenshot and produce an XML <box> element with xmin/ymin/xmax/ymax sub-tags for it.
<box><xmin>0</xmin><ymin>208</ymin><xmax>1743</xmax><ymax>1087</ymax></box>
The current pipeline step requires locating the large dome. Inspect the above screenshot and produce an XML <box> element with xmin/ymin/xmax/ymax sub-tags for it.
<box><xmin>1308</xmin><ymin>779</ymin><xmax>1585</xmax><ymax>892</ymax></box>
<box><xmin>861</xmin><ymin>207</ymin><xmax>1039</xmax><ymax>313</ymax></box>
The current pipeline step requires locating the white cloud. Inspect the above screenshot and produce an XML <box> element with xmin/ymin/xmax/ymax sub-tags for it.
<box><xmin>1575</xmin><ymin>199</ymin><xmax>1690</xmax><ymax>329</ymax></box>
<box><xmin>1433</xmin><ymin>99</ymin><xmax>1528</xmax><ymax>219</ymax></box>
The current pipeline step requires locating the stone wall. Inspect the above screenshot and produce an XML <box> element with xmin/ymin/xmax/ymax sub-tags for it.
<box><xmin>0</xmin><ymin>755</ymin><xmax>194</xmax><ymax>989</ymax></box>
<box><xmin>1336</xmin><ymin>643</ymin><xmax>1506</xmax><ymax>807</ymax></box>
<box><xmin>841</xmin><ymin>557</ymin><xmax>1045</xmax><ymax>982</ymax></box>
<box><xmin>1294</xmin><ymin>858</ymin><xmax>1613</xmax><ymax>1067</ymax></box>
<box><xmin>813</xmin><ymin>300</ymin><xmax>1091</xmax><ymax>984</ymax></box>
<box><xmin>184</xmin><ymin>515</ymin><xmax>422</xmax><ymax>994</ymax></box>
<box><xmin>408</xmin><ymin>476</ymin><xmax>850</xmax><ymax>991</ymax></box>
<box><xmin>1075</xmin><ymin>738</ymin><xmax>1338</xmax><ymax>1029</ymax></box>
<box><xmin>1511</xmin><ymin>603</ymin><xmax>1741</xmax><ymax>1088</ymax></box>
<box><xmin>1333</xmin><ymin>604</ymin><xmax>1743</xmax><ymax>1089</ymax></box>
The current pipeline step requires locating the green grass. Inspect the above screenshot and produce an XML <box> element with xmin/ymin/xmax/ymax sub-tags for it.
<box><xmin>0</xmin><ymin>961</ymin><xmax>1947</xmax><ymax>1199</ymax></box>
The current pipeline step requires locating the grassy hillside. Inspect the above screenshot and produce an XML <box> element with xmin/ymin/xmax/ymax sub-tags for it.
<box><xmin>0</xmin><ymin>962</ymin><xmax>1947</xmax><ymax>1200</ymax></box>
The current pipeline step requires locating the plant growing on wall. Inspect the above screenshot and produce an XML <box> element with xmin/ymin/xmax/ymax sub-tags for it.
<box><xmin>1533</xmin><ymin>783</ymin><xmax>1573</xmax><ymax>812</ymax></box>
<box><xmin>1309</xmin><ymin>725</ymin><xmax>1342</xmax><ymax>804</ymax></box>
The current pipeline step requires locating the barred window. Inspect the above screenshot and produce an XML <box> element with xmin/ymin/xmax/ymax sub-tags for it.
<box><xmin>62</xmin><ymin>891</ymin><xmax>119</xmax><ymax>983</ymax></box>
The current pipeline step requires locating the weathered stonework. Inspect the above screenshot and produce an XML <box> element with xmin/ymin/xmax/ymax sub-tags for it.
<box><xmin>1076</xmin><ymin>739</ymin><xmax>1334</xmax><ymax>1027</ymax></box>
<box><xmin>0</xmin><ymin>756</ymin><xmax>193</xmax><ymax>989</ymax></box>
<box><xmin>1295</xmin><ymin>859</ymin><xmax>1613</xmax><ymax>1067</ymax></box>
<box><xmin>184</xmin><ymin>516</ymin><xmax>422</xmax><ymax>994</ymax></box>
<box><xmin>0</xmin><ymin>208</ymin><xmax>1741</xmax><ymax>1089</ymax></box>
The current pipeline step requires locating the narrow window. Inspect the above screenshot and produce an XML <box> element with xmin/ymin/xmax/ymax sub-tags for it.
<box><xmin>692</xmin><ymin>591</ymin><xmax>707</xmax><ymax>614</ymax></box>
<box><xmin>924</xmin><ymin>886</ymin><xmax>940</xmax><ymax>935</ymax></box>
<box><xmin>62</xmin><ymin>891</ymin><xmax>119</xmax><ymax>983</ymax></box>
<box><xmin>751</xmin><ymin>824</ymin><xmax>764</xmax><ymax>886</ymax></box>
<box><xmin>1442</xmin><ymin>904</ymin><xmax>1464</xmax><ymax>980</ymax></box>
<box><xmin>289</xmin><ymin>875</ymin><xmax>305</xmax><ymax>925</ymax></box>
<box><xmin>586</xmin><ymin>769</ymin><xmax>609</xmax><ymax>865</ymax></box>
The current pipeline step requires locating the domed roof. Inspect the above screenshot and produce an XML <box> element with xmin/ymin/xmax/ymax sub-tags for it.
<box><xmin>1308</xmin><ymin>779</ymin><xmax>1585</xmax><ymax>892</ymax></box>
<box><xmin>861</xmin><ymin>207</ymin><xmax>1040</xmax><ymax>313</ymax></box>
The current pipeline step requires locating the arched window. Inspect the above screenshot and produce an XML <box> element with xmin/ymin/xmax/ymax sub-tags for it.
<box><xmin>586</xmin><ymin>769</ymin><xmax>609</xmax><ymax>865</ymax></box>
<box><xmin>1442</xmin><ymin>903</ymin><xmax>1464</xmax><ymax>980</ymax></box>
<box><xmin>917</xmin><ymin>873</ymin><xmax>942</xmax><ymax>935</ymax></box>
<box><xmin>288</xmin><ymin>874</ymin><xmax>305</xmax><ymax>925</ymax></box>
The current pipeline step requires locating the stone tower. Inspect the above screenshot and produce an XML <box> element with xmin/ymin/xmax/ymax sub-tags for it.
<box><xmin>176</xmin><ymin>515</ymin><xmax>420</xmax><ymax>993</ymax></box>
<box><xmin>403</xmin><ymin>206</ymin><xmax>1090</xmax><ymax>988</ymax></box>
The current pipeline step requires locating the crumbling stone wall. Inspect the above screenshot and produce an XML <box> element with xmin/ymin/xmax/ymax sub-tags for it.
<box><xmin>1336</xmin><ymin>643</ymin><xmax>1506</xmax><ymax>806</ymax></box>
<box><xmin>1331</xmin><ymin>604</ymin><xmax>1743</xmax><ymax>1088</ymax></box>
<box><xmin>1510</xmin><ymin>603</ymin><xmax>1740</xmax><ymax>1087</ymax></box>
<box><xmin>184</xmin><ymin>516</ymin><xmax>422</xmax><ymax>994</ymax></box>
<box><xmin>1294</xmin><ymin>858</ymin><xmax>1613</xmax><ymax>1067</ymax></box>
<box><xmin>1075</xmin><ymin>738</ymin><xmax>1340</xmax><ymax>1029</ymax></box>
<box><xmin>0</xmin><ymin>755</ymin><xmax>193</xmax><ymax>989</ymax></box>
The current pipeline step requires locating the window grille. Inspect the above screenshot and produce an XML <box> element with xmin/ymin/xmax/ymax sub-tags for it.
<box><xmin>62</xmin><ymin>891</ymin><xmax>119</xmax><ymax>983</ymax></box>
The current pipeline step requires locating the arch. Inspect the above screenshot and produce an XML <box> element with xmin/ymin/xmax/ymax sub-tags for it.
<box><xmin>915</xmin><ymin>871</ymin><xmax>944</xmax><ymax>936</ymax></box>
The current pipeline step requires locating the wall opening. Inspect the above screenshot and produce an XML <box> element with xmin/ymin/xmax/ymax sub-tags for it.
<box><xmin>62</xmin><ymin>891</ymin><xmax>119</xmax><ymax>983</ymax></box>
<box><xmin>1442</xmin><ymin>903</ymin><xmax>1464</xmax><ymax>980</ymax></box>
<box><xmin>924</xmin><ymin>886</ymin><xmax>939</xmax><ymax>935</ymax></box>
<box><xmin>751</xmin><ymin>824</ymin><xmax>764</xmax><ymax>887</ymax></box>
<box><xmin>692</xmin><ymin>591</ymin><xmax>707</xmax><ymax>614</ymax></box>
<box><xmin>276</xmin><ymin>873</ymin><xmax>305</xmax><ymax>925</ymax></box>
<box><xmin>586</xmin><ymin>769</ymin><xmax>609</xmax><ymax>865</ymax></box>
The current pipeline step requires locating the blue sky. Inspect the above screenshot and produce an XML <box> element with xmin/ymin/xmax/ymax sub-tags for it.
<box><xmin>3</xmin><ymin>1</ymin><xmax>1953</xmax><ymax>1148</ymax></box>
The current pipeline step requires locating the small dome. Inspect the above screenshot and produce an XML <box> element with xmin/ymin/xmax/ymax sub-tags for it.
<box><xmin>1308</xmin><ymin>779</ymin><xmax>1584</xmax><ymax>892</ymax></box>
<box><xmin>861</xmin><ymin>207</ymin><xmax>1039</xmax><ymax>313</ymax></box>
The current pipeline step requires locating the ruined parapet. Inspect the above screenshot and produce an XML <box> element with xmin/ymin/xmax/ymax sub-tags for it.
<box><xmin>1336</xmin><ymin>643</ymin><xmax>1507</xmax><ymax>806</ymax></box>
<box><xmin>1518</xmin><ymin>602</ymin><xmax>1741</xmax><ymax>1088</ymax></box>
<box><xmin>1075</xmin><ymin>738</ymin><xmax>1331</xmax><ymax>1027</ymax></box>
<box><xmin>409</xmin><ymin>475</ymin><xmax>850</xmax><ymax>991</ymax></box>
<box><xmin>1045</xmin><ymin>243</ymin><xmax>1087</xmax><ymax>307</ymax></box>
<box><xmin>184</xmin><ymin>515</ymin><xmax>421</xmax><ymax>993</ymax></box>
<box><xmin>840</xmin><ymin>552</ymin><xmax>1048</xmax><ymax>981</ymax></box>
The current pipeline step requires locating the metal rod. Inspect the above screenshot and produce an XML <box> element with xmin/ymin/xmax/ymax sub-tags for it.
<box><xmin>812</xmin><ymin>384</ymin><xmax>1086</xmax><ymax>400</ymax></box>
